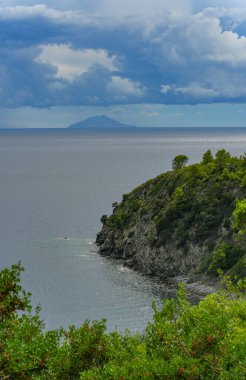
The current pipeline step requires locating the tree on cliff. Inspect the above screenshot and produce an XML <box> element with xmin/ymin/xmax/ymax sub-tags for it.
<box><xmin>202</xmin><ymin>149</ymin><xmax>213</xmax><ymax>164</ymax></box>
<box><xmin>172</xmin><ymin>154</ymin><xmax>189</xmax><ymax>170</ymax></box>
<box><xmin>214</xmin><ymin>149</ymin><xmax>231</xmax><ymax>170</ymax></box>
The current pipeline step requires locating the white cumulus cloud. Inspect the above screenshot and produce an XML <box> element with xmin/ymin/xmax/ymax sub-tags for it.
<box><xmin>37</xmin><ymin>44</ymin><xmax>118</xmax><ymax>80</ymax></box>
<box><xmin>107</xmin><ymin>76</ymin><xmax>145</xmax><ymax>99</ymax></box>
<box><xmin>175</xmin><ymin>83</ymin><xmax>220</xmax><ymax>98</ymax></box>
<box><xmin>160</xmin><ymin>84</ymin><xmax>171</xmax><ymax>94</ymax></box>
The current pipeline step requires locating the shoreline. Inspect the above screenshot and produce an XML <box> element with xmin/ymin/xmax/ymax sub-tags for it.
<box><xmin>99</xmin><ymin>252</ymin><xmax>218</xmax><ymax>301</ymax></box>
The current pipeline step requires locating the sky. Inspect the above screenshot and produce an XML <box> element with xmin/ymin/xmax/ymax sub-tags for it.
<box><xmin>1</xmin><ymin>0</ymin><xmax>246</xmax><ymax>128</ymax></box>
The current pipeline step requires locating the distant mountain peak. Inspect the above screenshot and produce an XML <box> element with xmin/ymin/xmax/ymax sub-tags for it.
<box><xmin>68</xmin><ymin>115</ymin><xmax>136</xmax><ymax>129</ymax></box>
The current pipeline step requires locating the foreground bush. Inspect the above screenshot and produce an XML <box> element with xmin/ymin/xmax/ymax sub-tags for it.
<box><xmin>0</xmin><ymin>264</ymin><xmax>245</xmax><ymax>379</ymax></box>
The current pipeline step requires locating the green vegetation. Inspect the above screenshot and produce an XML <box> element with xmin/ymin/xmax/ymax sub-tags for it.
<box><xmin>172</xmin><ymin>155</ymin><xmax>189</xmax><ymax>170</ymax></box>
<box><xmin>99</xmin><ymin>150</ymin><xmax>246</xmax><ymax>279</ymax></box>
<box><xmin>2</xmin><ymin>150</ymin><xmax>246</xmax><ymax>379</ymax></box>
<box><xmin>233</xmin><ymin>199</ymin><xmax>246</xmax><ymax>234</ymax></box>
<box><xmin>202</xmin><ymin>149</ymin><xmax>213</xmax><ymax>164</ymax></box>
<box><xmin>0</xmin><ymin>264</ymin><xmax>246</xmax><ymax>379</ymax></box>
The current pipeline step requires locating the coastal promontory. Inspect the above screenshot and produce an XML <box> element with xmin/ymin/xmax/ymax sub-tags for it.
<box><xmin>97</xmin><ymin>150</ymin><xmax>246</xmax><ymax>284</ymax></box>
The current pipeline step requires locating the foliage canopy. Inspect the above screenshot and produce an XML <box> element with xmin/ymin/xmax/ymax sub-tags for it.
<box><xmin>0</xmin><ymin>264</ymin><xmax>245</xmax><ymax>379</ymax></box>
<box><xmin>233</xmin><ymin>198</ymin><xmax>246</xmax><ymax>234</ymax></box>
<box><xmin>172</xmin><ymin>155</ymin><xmax>189</xmax><ymax>170</ymax></box>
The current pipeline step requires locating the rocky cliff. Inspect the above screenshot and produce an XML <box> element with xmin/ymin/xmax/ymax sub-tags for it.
<box><xmin>97</xmin><ymin>150</ymin><xmax>246</xmax><ymax>283</ymax></box>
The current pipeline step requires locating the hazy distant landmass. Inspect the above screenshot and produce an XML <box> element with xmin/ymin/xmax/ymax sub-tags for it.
<box><xmin>68</xmin><ymin>115</ymin><xmax>137</xmax><ymax>129</ymax></box>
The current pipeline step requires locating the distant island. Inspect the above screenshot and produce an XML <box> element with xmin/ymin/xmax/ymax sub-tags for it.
<box><xmin>68</xmin><ymin>115</ymin><xmax>137</xmax><ymax>129</ymax></box>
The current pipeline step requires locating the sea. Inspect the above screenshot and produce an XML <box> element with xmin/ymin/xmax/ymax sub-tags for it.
<box><xmin>0</xmin><ymin>127</ymin><xmax>245</xmax><ymax>332</ymax></box>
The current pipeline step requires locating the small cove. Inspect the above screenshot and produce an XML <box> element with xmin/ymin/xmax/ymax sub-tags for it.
<box><xmin>0</xmin><ymin>127</ymin><xmax>245</xmax><ymax>331</ymax></box>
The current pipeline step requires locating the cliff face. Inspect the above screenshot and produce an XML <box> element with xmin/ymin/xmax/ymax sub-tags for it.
<box><xmin>97</xmin><ymin>151</ymin><xmax>246</xmax><ymax>281</ymax></box>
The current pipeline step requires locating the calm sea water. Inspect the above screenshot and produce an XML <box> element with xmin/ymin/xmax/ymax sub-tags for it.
<box><xmin>0</xmin><ymin>127</ymin><xmax>245</xmax><ymax>331</ymax></box>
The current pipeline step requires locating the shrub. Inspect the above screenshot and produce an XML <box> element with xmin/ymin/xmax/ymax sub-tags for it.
<box><xmin>233</xmin><ymin>198</ymin><xmax>246</xmax><ymax>234</ymax></box>
<box><xmin>0</xmin><ymin>265</ymin><xmax>246</xmax><ymax>379</ymax></box>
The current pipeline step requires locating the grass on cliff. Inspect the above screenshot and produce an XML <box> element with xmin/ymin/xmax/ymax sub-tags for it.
<box><xmin>0</xmin><ymin>264</ymin><xmax>246</xmax><ymax>379</ymax></box>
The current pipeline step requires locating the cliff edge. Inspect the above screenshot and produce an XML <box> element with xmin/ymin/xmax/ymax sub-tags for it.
<box><xmin>97</xmin><ymin>150</ymin><xmax>246</xmax><ymax>283</ymax></box>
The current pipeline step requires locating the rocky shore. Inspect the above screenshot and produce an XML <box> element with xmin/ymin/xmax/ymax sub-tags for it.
<box><xmin>96</xmin><ymin>221</ymin><xmax>217</xmax><ymax>298</ymax></box>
